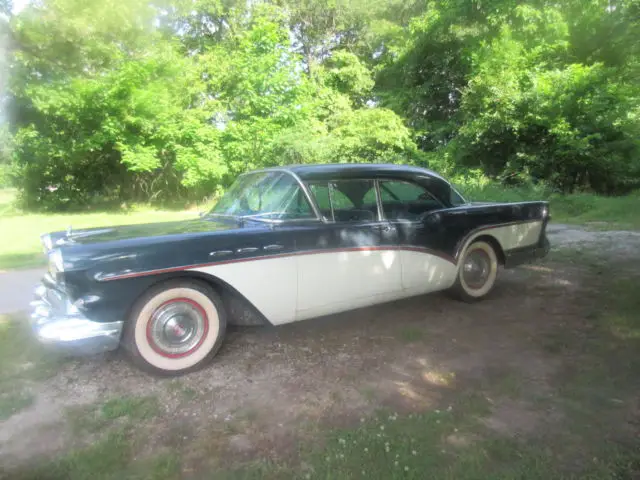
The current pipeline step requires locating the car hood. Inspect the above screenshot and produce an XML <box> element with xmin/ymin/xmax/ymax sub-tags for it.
<box><xmin>51</xmin><ymin>217</ymin><xmax>242</xmax><ymax>246</ymax></box>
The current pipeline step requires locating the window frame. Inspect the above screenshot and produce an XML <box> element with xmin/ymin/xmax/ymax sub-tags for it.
<box><xmin>304</xmin><ymin>176</ymin><xmax>446</xmax><ymax>225</ymax></box>
<box><xmin>306</xmin><ymin>178</ymin><xmax>383</xmax><ymax>224</ymax></box>
<box><xmin>224</xmin><ymin>169</ymin><xmax>323</xmax><ymax>223</ymax></box>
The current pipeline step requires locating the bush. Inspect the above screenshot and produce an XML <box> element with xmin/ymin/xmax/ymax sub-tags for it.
<box><xmin>0</xmin><ymin>165</ymin><xmax>11</xmax><ymax>189</ymax></box>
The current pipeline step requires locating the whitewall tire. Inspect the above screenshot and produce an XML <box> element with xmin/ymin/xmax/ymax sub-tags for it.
<box><xmin>123</xmin><ymin>279</ymin><xmax>226</xmax><ymax>376</ymax></box>
<box><xmin>450</xmin><ymin>240</ymin><xmax>499</xmax><ymax>302</ymax></box>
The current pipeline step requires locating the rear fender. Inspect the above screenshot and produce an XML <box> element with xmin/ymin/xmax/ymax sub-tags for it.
<box><xmin>432</xmin><ymin>201</ymin><xmax>550</xmax><ymax>263</ymax></box>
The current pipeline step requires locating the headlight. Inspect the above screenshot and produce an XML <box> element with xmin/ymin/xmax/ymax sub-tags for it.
<box><xmin>48</xmin><ymin>249</ymin><xmax>64</xmax><ymax>278</ymax></box>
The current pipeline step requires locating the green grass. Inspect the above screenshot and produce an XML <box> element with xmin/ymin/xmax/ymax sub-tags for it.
<box><xmin>0</xmin><ymin>313</ymin><xmax>67</xmax><ymax>420</ymax></box>
<box><xmin>0</xmin><ymin>188</ymin><xmax>19</xmax><ymax>216</ymax></box>
<box><xmin>12</xmin><ymin>430</ymin><xmax>134</xmax><ymax>480</ymax></box>
<box><xmin>101</xmin><ymin>395</ymin><xmax>160</xmax><ymax>420</ymax></box>
<box><xmin>66</xmin><ymin>404</ymin><xmax>112</xmax><ymax>436</ymax></box>
<box><xmin>0</xmin><ymin>390</ymin><xmax>35</xmax><ymax>420</ymax></box>
<box><xmin>601</xmin><ymin>277</ymin><xmax>640</xmax><ymax>341</ymax></box>
<box><xmin>166</xmin><ymin>379</ymin><xmax>199</xmax><ymax>400</ymax></box>
<box><xmin>12</xmin><ymin>399</ymin><xmax>639</xmax><ymax>480</ymax></box>
<box><xmin>306</xmin><ymin>410</ymin><xmax>611</xmax><ymax>480</ymax></box>
<box><xmin>0</xmin><ymin>313</ymin><xmax>68</xmax><ymax>386</ymax></box>
<box><xmin>66</xmin><ymin>395</ymin><xmax>161</xmax><ymax>438</ymax></box>
<box><xmin>13</xmin><ymin>430</ymin><xmax>183</xmax><ymax>480</ymax></box>
<box><xmin>0</xmin><ymin>188</ymin><xmax>196</xmax><ymax>270</ymax></box>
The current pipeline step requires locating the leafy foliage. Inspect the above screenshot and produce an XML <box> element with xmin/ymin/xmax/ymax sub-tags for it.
<box><xmin>3</xmin><ymin>0</ymin><xmax>640</xmax><ymax>208</ymax></box>
<box><xmin>375</xmin><ymin>0</ymin><xmax>640</xmax><ymax>193</ymax></box>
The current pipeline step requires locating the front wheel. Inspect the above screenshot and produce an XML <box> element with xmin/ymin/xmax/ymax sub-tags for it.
<box><xmin>449</xmin><ymin>240</ymin><xmax>499</xmax><ymax>302</ymax></box>
<box><xmin>122</xmin><ymin>279</ymin><xmax>227</xmax><ymax>376</ymax></box>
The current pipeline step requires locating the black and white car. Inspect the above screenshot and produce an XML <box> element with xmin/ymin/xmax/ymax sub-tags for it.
<box><xmin>31</xmin><ymin>163</ymin><xmax>550</xmax><ymax>375</ymax></box>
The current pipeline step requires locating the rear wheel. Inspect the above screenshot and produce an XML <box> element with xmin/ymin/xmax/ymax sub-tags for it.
<box><xmin>122</xmin><ymin>280</ymin><xmax>226</xmax><ymax>376</ymax></box>
<box><xmin>450</xmin><ymin>240</ymin><xmax>499</xmax><ymax>302</ymax></box>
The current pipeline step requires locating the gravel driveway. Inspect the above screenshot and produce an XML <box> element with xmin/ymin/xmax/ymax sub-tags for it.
<box><xmin>0</xmin><ymin>268</ymin><xmax>45</xmax><ymax>315</ymax></box>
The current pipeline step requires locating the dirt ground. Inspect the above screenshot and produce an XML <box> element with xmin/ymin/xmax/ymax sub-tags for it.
<box><xmin>1</xmin><ymin>223</ymin><xmax>639</xmax><ymax>476</ymax></box>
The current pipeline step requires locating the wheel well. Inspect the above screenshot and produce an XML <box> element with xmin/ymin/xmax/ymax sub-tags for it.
<box><xmin>472</xmin><ymin>235</ymin><xmax>506</xmax><ymax>265</ymax></box>
<box><xmin>124</xmin><ymin>272</ymin><xmax>270</xmax><ymax>327</ymax></box>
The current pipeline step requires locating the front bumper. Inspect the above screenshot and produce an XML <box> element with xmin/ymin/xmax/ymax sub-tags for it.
<box><xmin>30</xmin><ymin>279</ymin><xmax>123</xmax><ymax>356</ymax></box>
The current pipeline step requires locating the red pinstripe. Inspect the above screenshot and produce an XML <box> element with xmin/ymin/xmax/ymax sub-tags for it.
<box><xmin>99</xmin><ymin>246</ymin><xmax>456</xmax><ymax>282</ymax></box>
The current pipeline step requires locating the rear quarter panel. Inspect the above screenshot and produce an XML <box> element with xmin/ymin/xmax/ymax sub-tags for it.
<box><xmin>422</xmin><ymin>201</ymin><xmax>549</xmax><ymax>262</ymax></box>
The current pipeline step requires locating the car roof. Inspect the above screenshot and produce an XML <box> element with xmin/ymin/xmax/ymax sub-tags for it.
<box><xmin>255</xmin><ymin>163</ymin><xmax>448</xmax><ymax>182</ymax></box>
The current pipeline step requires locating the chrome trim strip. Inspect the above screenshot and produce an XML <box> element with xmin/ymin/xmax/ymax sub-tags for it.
<box><xmin>209</xmin><ymin>250</ymin><xmax>233</xmax><ymax>257</ymax></box>
<box><xmin>237</xmin><ymin>247</ymin><xmax>259</xmax><ymax>254</ymax></box>
<box><xmin>374</xmin><ymin>179</ymin><xmax>384</xmax><ymax>222</ymax></box>
<box><xmin>446</xmin><ymin>201</ymin><xmax>549</xmax><ymax>212</ymax></box>
<box><xmin>263</xmin><ymin>244</ymin><xmax>284</xmax><ymax>251</ymax></box>
<box><xmin>328</xmin><ymin>181</ymin><xmax>337</xmax><ymax>222</ymax></box>
<box><xmin>287</xmin><ymin>169</ymin><xmax>324</xmax><ymax>222</ymax></box>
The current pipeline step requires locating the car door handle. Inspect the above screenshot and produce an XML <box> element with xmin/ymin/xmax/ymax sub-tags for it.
<box><xmin>381</xmin><ymin>225</ymin><xmax>397</xmax><ymax>233</ymax></box>
<box><xmin>263</xmin><ymin>244</ymin><xmax>284</xmax><ymax>251</ymax></box>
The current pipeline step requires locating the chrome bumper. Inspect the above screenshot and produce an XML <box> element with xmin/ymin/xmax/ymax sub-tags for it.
<box><xmin>30</xmin><ymin>281</ymin><xmax>123</xmax><ymax>355</ymax></box>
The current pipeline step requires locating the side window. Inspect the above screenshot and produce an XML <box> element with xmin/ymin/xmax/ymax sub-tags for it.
<box><xmin>450</xmin><ymin>186</ymin><xmax>466</xmax><ymax>206</ymax></box>
<box><xmin>308</xmin><ymin>180</ymin><xmax>378</xmax><ymax>222</ymax></box>
<box><xmin>259</xmin><ymin>174</ymin><xmax>315</xmax><ymax>220</ymax></box>
<box><xmin>330</xmin><ymin>188</ymin><xmax>355</xmax><ymax>210</ymax></box>
<box><xmin>331</xmin><ymin>180</ymin><xmax>377</xmax><ymax>222</ymax></box>
<box><xmin>308</xmin><ymin>183</ymin><xmax>332</xmax><ymax>220</ymax></box>
<box><xmin>379</xmin><ymin>180</ymin><xmax>442</xmax><ymax>221</ymax></box>
<box><xmin>362</xmin><ymin>186</ymin><xmax>377</xmax><ymax>205</ymax></box>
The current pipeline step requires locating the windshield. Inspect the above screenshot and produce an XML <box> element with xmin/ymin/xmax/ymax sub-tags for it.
<box><xmin>209</xmin><ymin>171</ymin><xmax>316</xmax><ymax>220</ymax></box>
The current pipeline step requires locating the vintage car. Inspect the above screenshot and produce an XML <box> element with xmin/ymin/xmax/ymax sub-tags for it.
<box><xmin>31</xmin><ymin>163</ymin><xmax>550</xmax><ymax>375</ymax></box>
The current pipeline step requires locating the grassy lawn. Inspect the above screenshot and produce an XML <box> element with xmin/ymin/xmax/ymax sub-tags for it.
<box><xmin>0</xmin><ymin>313</ymin><xmax>67</xmax><ymax>424</ymax></box>
<box><xmin>0</xmin><ymin>189</ymin><xmax>197</xmax><ymax>270</ymax></box>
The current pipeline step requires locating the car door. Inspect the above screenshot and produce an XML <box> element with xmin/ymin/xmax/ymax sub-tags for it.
<box><xmin>294</xmin><ymin>179</ymin><xmax>403</xmax><ymax>320</ymax></box>
<box><xmin>193</xmin><ymin>172</ymin><xmax>312</xmax><ymax>326</ymax></box>
<box><xmin>377</xmin><ymin>179</ymin><xmax>458</xmax><ymax>295</ymax></box>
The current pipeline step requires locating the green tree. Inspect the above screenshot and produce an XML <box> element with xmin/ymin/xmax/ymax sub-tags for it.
<box><xmin>5</xmin><ymin>0</ymin><xmax>640</xmax><ymax>208</ymax></box>
<box><xmin>375</xmin><ymin>0</ymin><xmax>640</xmax><ymax>192</ymax></box>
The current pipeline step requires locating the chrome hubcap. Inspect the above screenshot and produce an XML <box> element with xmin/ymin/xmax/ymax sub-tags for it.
<box><xmin>462</xmin><ymin>249</ymin><xmax>491</xmax><ymax>289</ymax></box>
<box><xmin>149</xmin><ymin>301</ymin><xmax>206</xmax><ymax>356</ymax></box>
